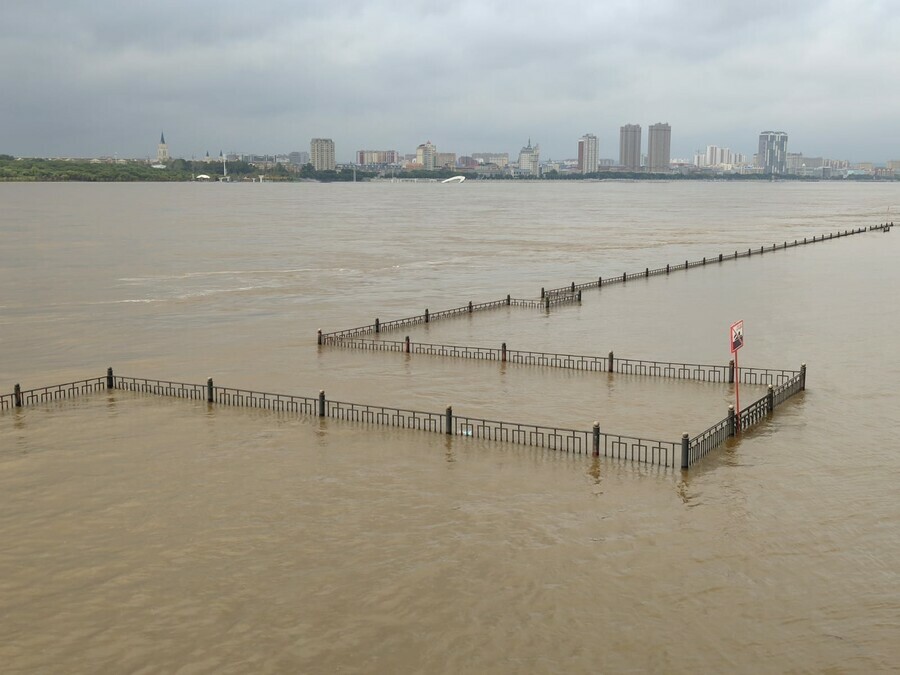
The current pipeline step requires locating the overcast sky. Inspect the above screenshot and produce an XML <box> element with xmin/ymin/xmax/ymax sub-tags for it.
<box><xmin>1</xmin><ymin>0</ymin><xmax>898</xmax><ymax>162</ymax></box>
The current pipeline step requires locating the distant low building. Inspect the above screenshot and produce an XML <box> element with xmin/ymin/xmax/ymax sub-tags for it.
<box><xmin>357</xmin><ymin>150</ymin><xmax>399</xmax><ymax>166</ymax></box>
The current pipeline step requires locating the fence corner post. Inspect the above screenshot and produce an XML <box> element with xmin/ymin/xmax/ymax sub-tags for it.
<box><xmin>501</xmin><ymin>342</ymin><xmax>507</xmax><ymax>362</ymax></box>
<box><xmin>207</xmin><ymin>377</ymin><xmax>214</xmax><ymax>403</ymax></box>
<box><xmin>767</xmin><ymin>385</ymin><xmax>775</xmax><ymax>413</ymax></box>
<box><xmin>318</xmin><ymin>390</ymin><xmax>326</xmax><ymax>417</ymax></box>
<box><xmin>592</xmin><ymin>421</ymin><xmax>600</xmax><ymax>457</ymax></box>
<box><xmin>106</xmin><ymin>367</ymin><xmax>114</xmax><ymax>389</ymax></box>
<box><xmin>317</xmin><ymin>329</ymin><xmax>323</xmax><ymax>345</ymax></box>
<box><xmin>728</xmin><ymin>405</ymin><xmax>736</xmax><ymax>437</ymax></box>
<box><xmin>728</xmin><ymin>359</ymin><xmax>735</xmax><ymax>384</ymax></box>
<box><xmin>445</xmin><ymin>405</ymin><xmax>453</xmax><ymax>435</ymax></box>
<box><xmin>14</xmin><ymin>383</ymin><xmax>22</xmax><ymax>408</ymax></box>
<box><xmin>800</xmin><ymin>363</ymin><xmax>806</xmax><ymax>390</ymax></box>
<box><xmin>607</xmin><ymin>351</ymin><xmax>614</xmax><ymax>373</ymax></box>
<box><xmin>681</xmin><ymin>432</ymin><xmax>690</xmax><ymax>470</ymax></box>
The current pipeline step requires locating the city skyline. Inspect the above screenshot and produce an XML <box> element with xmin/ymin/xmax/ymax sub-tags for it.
<box><xmin>2</xmin><ymin>2</ymin><xmax>898</xmax><ymax>162</ymax></box>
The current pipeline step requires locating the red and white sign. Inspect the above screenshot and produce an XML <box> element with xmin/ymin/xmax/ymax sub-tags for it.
<box><xmin>730</xmin><ymin>320</ymin><xmax>744</xmax><ymax>353</ymax></box>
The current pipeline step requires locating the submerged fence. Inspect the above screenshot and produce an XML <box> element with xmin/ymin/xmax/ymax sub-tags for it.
<box><xmin>3</xmin><ymin>364</ymin><xmax>806</xmax><ymax>470</ymax></box>
<box><xmin>319</xmin><ymin>336</ymin><xmax>799</xmax><ymax>387</ymax></box>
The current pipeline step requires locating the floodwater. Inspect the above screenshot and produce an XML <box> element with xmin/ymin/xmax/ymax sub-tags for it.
<box><xmin>1</xmin><ymin>181</ymin><xmax>898</xmax><ymax>673</ymax></box>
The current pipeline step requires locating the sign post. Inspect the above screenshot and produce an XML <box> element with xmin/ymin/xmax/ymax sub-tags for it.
<box><xmin>730</xmin><ymin>320</ymin><xmax>744</xmax><ymax>431</ymax></box>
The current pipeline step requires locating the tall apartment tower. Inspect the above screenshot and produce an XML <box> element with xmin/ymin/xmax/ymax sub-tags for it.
<box><xmin>577</xmin><ymin>134</ymin><xmax>599</xmax><ymax>174</ymax></box>
<box><xmin>647</xmin><ymin>123</ymin><xmax>671</xmax><ymax>172</ymax></box>
<box><xmin>310</xmin><ymin>138</ymin><xmax>336</xmax><ymax>171</ymax></box>
<box><xmin>619</xmin><ymin>124</ymin><xmax>642</xmax><ymax>171</ymax></box>
<box><xmin>518</xmin><ymin>139</ymin><xmax>540</xmax><ymax>175</ymax></box>
<box><xmin>157</xmin><ymin>132</ymin><xmax>169</xmax><ymax>163</ymax></box>
<box><xmin>756</xmin><ymin>131</ymin><xmax>788</xmax><ymax>174</ymax></box>
<box><xmin>415</xmin><ymin>141</ymin><xmax>436</xmax><ymax>170</ymax></box>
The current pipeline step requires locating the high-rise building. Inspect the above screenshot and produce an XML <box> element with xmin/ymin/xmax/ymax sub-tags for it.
<box><xmin>647</xmin><ymin>123</ymin><xmax>671</xmax><ymax>172</ymax></box>
<box><xmin>416</xmin><ymin>141</ymin><xmax>436</xmax><ymax>170</ymax></box>
<box><xmin>157</xmin><ymin>132</ymin><xmax>169</xmax><ymax>163</ymax></box>
<box><xmin>435</xmin><ymin>152</ymin><xmax>457</xmax><ymax>169</ymax></box>
<box><xmin>310</xmin><ymin>138</ymin><xmax>336</xmax><ymax>171</ymax></box>
<box><xmin>518</xmin><ymin>139</ymin><xmax>540</xmax><ymax>175</ymax></box>
<box><xmin>577</xmin><ymin>134</ymin><xmax>599</xmax><ymax>174</ymax></box>
<box><xmin>619</xmin><ymin>124</ymin><xmax>641</xmax><ymax>170</ymax></box>
<box><xmin>756</xmin><ymin>131</ymin><xmax>788</xmax><ymax>174</ymax></box>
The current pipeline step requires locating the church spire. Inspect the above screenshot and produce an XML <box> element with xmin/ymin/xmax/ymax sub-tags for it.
<box><xmin>160</xmin><ymin>131</ymin><xmax>166</xmax><ymax>144</ymax></box>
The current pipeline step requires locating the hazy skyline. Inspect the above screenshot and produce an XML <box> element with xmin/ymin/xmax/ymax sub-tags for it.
<box><xmin>2</xmin><ymin>1</ymin><xmax>898</xmax><ymax>162</ymax></box>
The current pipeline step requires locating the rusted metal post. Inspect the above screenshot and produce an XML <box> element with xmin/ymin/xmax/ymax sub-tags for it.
<box><xmin>727</xmin><ymin>405</ymin><xmax>736</xmax><ymax>437</ymax></box>
<box><xmin>729</xmin><ymin>359</ymin><xmax>735</xmax><ymax>384</ymax></box>
<box><xmin>14</xmin><ymin>383</ymin><xmax>22</xmax><ymax>407</ymax></box>
<box><xmin>375</xmin><ymin>318</ymin><xmax>380</xmax><ymax>334</ymax></box>
<box><xmin>800</xmin><ymin>363</ymin><xmax>807</xmax><ymax>391</ymax></box>
<box><xmin>593</xmin><ymin>421</ymin><xmax>600</xmax><ymax>457</ymax></box>
<box><xmin>207</xmin><ymin>378</ymin><xmax>213</xmax><ymax>403</ymax></box>
<box><xmin>607</xmin><ymin>351</ymin><xmax>614</xmax><ymax>373</ymax></box>
<box><xmin>681</xmin><ymin>432</ymin><xmax>690</xmax><ymax>470</ymax></box>
<box><xmin>318</xmin><ymin>390</ymin><xmax>326</xmax><ymax>417</ymax></box>
<box><xmin>405</xmin><ymin>336</ymin><xmax>410</xmax><ymax>353</ymax></box>
<box><xmin>767</xmin><ymin>385</ymin><xmax>775</xmax><ymax>413</ymax></box>
<box><xmin>501</xmin><ymin>342</ymin><xmax>507</xmax><ymax>362</ymax></box>
<box><xmin>106</xmin><ymin>367</ymin><xmax>114</xmax><ymax>389</ymax></box>
<box><xmin>445</xmin><ymin>405</ymin><xmax>453</xmax><ymax>435</ymax></box>
<box><xmin>424</xmin><ymin>308</ymin><xmax>429</xmax><ymax>323</ymax></box>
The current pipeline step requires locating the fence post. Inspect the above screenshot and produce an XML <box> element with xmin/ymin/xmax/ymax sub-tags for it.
<box><xmin>645</xmin><ymin>267</ymin><xmax>649</xmax><ymax>277</ymax></box>
<box><xmin>681</xmin><ymin>432</ymin><xmax>690</xmax><ymax>470</ymax></box>
<box><xmin>506</xmin><ymin>295</ymin><xmax>510</xmax><ymax>306</ymax></box>
<box><xmin>727</xmin><ymin>405</ymin><xmax>736</xmax><ymax>437</ymax></box>
<box><xmin>544</xmin><ymin>296</ymin><xmax>550</xmax><ymax>310</ymax></box>
<box><xmin>702</xmin><ymin>257</ymin><xmax>706</xmax><ymax>265</ymax></box>
<box><xmin>800</xmin><ymin>363</ymin><xmax>806</xmax><ymax>391</ymax></box>
<box><xmin>375</xmin><ymin>318</ymin><xmax>380</xmax><ymax>334</ymax></box>
<box><xmin>719</xmin><ymin>253</ymin><xmax>723</xmax><ymax>262</ymax></box>
<box><xmin>571</xmin><ymin>282</ymin><xmax>575</xmax><ymax>292</ymax></box>
<box><xmin>541</xmin><ymin>287</ymin><xmax>545</xmax><ymax>299</ymax></box>
<box><xmin>666</xmin><ymin>264</ymin><xmax>669</xmax><ymax>274</ymax></box>
<box><xmin>607</xmin><ymin>351</ymin><xmax>614</xmax><ymax>373</ymax></box>
<box><xmin>207</xmin><ymin>378</ymin><xmax>214</xmax><ymax>403</ymax></box>
<box><xmin>317</xmin><ymin>329</ymin><xmax>323</xmax><ymax>345</ymax></box>
<box><xmin>501</xmin><ymin>342</ymin><xmax>507</xmax><ymax>362</ymax></box>
<box><xmin>592</xmin><ymin>421</ymin><xmax>600</xmax><ymax>457</ymax></box>
<box><xmin>425</xmin><ymin>308</ymin><xmax>429</xmax><ymax>323</ymax></box>
<box><xmin>598</xmin><ymin>276</ymin><xmax>603</xmax><ymax>287</ymax></box>
<box><xmin>318</xmin><ymin>390</ymin><xmax>326</xmax><ymax>417</ymax></box>
<box><xmin>468</xmin><ymin>301</ymin><xmax>473</xmax><ymax>313</ymax></box>
<box><xmin>14</xmin><ymin>383</ymin><xmax>22</xmax><ymax>407</ymax></box>
<box><xmin>106</xmin><ymin>367</ymin><xmax>114</xmax><ymax>389</ymax></box>
<box><xmin>445</xmin><ymin>405</ymin><xmax>453</xmax><ymax>435</ymax></box>
<box><xmin>767</xmin><ymin>385</ymin><xmax>775</xmax><ymax>413</ymax></box>
<box><xmin>577</xmin><ymin>290</ymin><xmax>582</xmax><ymax>302</ymax></box>
<box><xmin>405</xmin><ymin>336</ymin><xmax>410</xmax><ymax>353</ymax></box>
<box><xmin>685</xmin><ymin>259</ymin><xmax>688</xmax><ymax>268</ymax></box>
<box><xmin>622</xmin><ymin>272</ymin><xmax>626</xmax><ymax>283</ymax></box>
<box><xmin>728</xmin><ymin>359</ymin><xmax>735</xmax><ymax>384</ymax></box>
